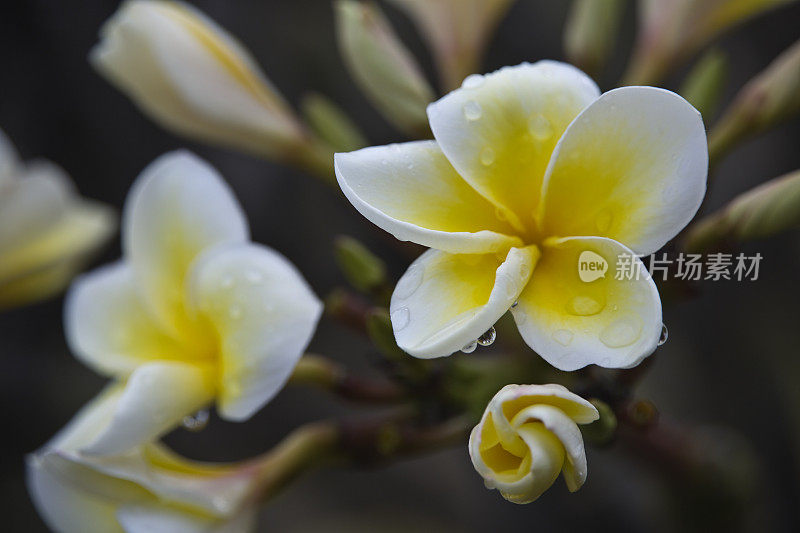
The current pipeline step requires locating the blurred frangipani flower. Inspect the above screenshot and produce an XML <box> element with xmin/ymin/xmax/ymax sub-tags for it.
<box><xmin>91</xmin><ymin>1</ymin><xmax>331</xmax><ymax>177</ymax></box>
<box><xmin>27</xmin><ymin>386</ymin><xmax>261</xmax><ymax>533</ymax></box>
<box><xmin>0</xmin><ymin>128</ymin><xmax>114</xmax><ymax>310</ymax></box>
<box><xmin>469</xmin><ymin>384</ymin><xmax>598</xmax><ymax>504</ymax></box>
<box><xmin>335</xmin><ymin>61</ymin><xmax>708</xmax><ymax>370</ymax></box>
<box><xmin>64</xmin><ymin>150</ymin><xmax>322</xmax><ymax>456</ymax></box>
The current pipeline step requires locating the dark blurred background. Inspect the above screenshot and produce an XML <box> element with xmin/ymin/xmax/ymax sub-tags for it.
<box><xmin>1</xmin><ymin>0</ymin><xmax>799</xmax><ymax>531</ymax></box>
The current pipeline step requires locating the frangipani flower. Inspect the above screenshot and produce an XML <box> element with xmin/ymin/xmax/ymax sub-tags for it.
<box><xmin>65</xmin><ymin>151</ymin><xmax>322</xmax><ymax>456</ymax></box>
<box><xmin>0</xmin><ymin>128</ymin><xmax>113</xmax><ymax>310</ymax></box>
<box><xmin>469</xmin><ymin>384</ymin><xmax>598</xmax><ymax>504</ymax></box>
<box><xmin>335</xmin><ymin>61</ymin><xmax>708</xmax><ymax>370</ymax></box>
<box><xmin>91</xmin><ymin>0</ymin><xmax>307</xmax><ymax>161</ymax></box>
<box><xmin>27</xmin><ymin>385</ymin><xmax>261</xmax><ymax>533</ymax></box>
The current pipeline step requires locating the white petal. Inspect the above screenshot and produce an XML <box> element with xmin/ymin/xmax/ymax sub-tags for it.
<box><xmin>82</xmin><ymin>361</ymin><xmax>215</xmax><ymax>456</ymax></box>
<box><xmin>427</xmin><ymin>61</ymin><xmax>599</xmax><ymax>228</ymax></box>
<box><xmin>117</xmin><ymin>504</ymin><xmax>256</xmax><ymax>533</ymax></box>
<box><xmin>390</xmin><ymin>246</ymin><xmax>538</xmax><ymax>358</ymax></box>
<box><xmin>512</xmin><ymin>237</ymin><xmax>662</xmax><ymax>371</ymax></box>
<box><xmin>123</xmin><ymin>151</ymin><xmax>248</xmax><ymax>338</ymax></box>
<box><xmin>90</xmin><ymin>1</ymin><xmax>303</xmax><ymax>157</ymax></box>
<box><xmin>511</xmin><ymin>404</ymin><xmax>588</xmax><ymax>492</ymax></box>
<box><xmin>539</xmin><ymin>86</ymin><xmax>708</xmax><ymax>256</ymax></box>
<box><xmin>65</xmin><ymin>262</ymin><xmax>186</xmax><ymax>377</ymax></box>
<box><xmin>26</xmin><ymin>453</ymin><xmax>131</xmax><ymax>533</ymax></box>
<box><xmin>0</xmin><ymin>161</ymin><xmax>73</xmax><ymax>252</ymax></box>
<box><xmin>488</xmin><ymin>383</ymin><xmax>600</xmax><ymax>425</ymax></box>
<box><xmin>188</xmin><ymin>243</ymin><xmax>322</xmax><ymax>421</ymax></box>
<box><xmin>335</xmin><ymin>141</ymin><xmax>521</xmax><ymax>253</ymax></box>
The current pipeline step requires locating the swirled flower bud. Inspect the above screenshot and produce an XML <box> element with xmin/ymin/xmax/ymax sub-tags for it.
<box><xmin>469</xmin><ymin>384</ymin><xmax>599</xmax><ymax>504</ymax></box>
<box><xmin>90</xmin><ymin>1</ymin><xmax>307</xmax><ymax>161</ymax></box>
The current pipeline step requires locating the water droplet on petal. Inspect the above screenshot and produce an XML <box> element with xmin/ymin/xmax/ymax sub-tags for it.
<box><xmin>494</xmin><ymin>206</ymin><xmax>507</xmax><ymax>222</ymax></box>
<box><xmin>461</xmin><ymin>340</ymin><xmax>477</xmax><ymax>353</ymax></box>
<box><xmin>220</xmin><ymin>275</ymin><xmax>234</xmax><ymax>289</ymax></box>
<box><xmin>528</xmin><ymin>113</ymin><xmax>553</xmax><ymax>141</ymax></box>
<box><xmin>595</xmin><ymin>209</ymin><xmax>613</xmax><ymax>233</ymax></box>
<box><xmin>182</xmin><ymin>409</ymin><xmax>209</xmax><ymax>432</ymax></box>
<box><xmin>381</xmin><ymin>159</ymin><xmax>389</xmax><ymax>166</ymax></box>
<box><xmin>480</xmin><ymin>147</ymin><xmax>495</xmax><ymax>166</ymax></box>
<box><xmin>552</xmin><ymin>329</ymin><xmax>574</xmax><ymax>346</ymax></box>
<box><xmin>462</xmin><ymin>74</ymin><xmax>485</xmax><ymax>89</ymax></box>
<box><xmin>477</xmin><ymin>327</ymin><xmax>497</xmax><ymax>346</ymax></box>
<box><xmin>212</xmin><ymin>495</ymin><xmax>233</xmax><ymax>514</ymax></box>
<box><xmin>228</xmin><ymin>304</ymin><xmax>242</xmax><ymax>320</ymax></box>
<box><xmin>390</xmin><ymin>307</ymin><xmax>410</xmax><ymax>331</ymax></box>
<box><xmin>658</xmin><ymin>323</ymin><xmax>669</xmax><ymax>346</ymax></box>
<box><xmin>510</xmin><ymin>300</ymin><xmax>519</xmax><ymax>309</ymax></box>
<box><xmin>599</xmin><ymin>316</ymin><xmax>642</xmax><ymax>348</ymax></box>
<box><xmin>463</xmin><ymin>100</ymin><xmax>483</xmax><ymax>120</ymax></box>
<box><xmin>395</xmin><ymin>264</ymin><xmax>423</xmax><ymax>300</ymax></box>
<box><xmin>567</xmin><ymin>295</ymin><xmax>605</xmax><ymax>316</ymax></box>
<box><xmin>245</xmin><ymin>269</ymin><xmax>263</xmax><ymax>284</ymax></box>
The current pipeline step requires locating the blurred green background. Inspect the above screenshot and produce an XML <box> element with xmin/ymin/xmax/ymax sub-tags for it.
<box><xmin>1</xmin><ymin>0</ymin><xmax>799</xmax><ymax>530</ymax></box>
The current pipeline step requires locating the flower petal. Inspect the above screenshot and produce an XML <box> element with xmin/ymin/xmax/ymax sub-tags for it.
<box><xmin>512</xmin><ymin>237</ymin><xmax>662</xmax><ymax>370</ymax></box>
<box><xmin>116</xmin><ymin>504</ymin><xmax>256</xmax><ymax>533</ymax></box>
<box><xmin>26</xmin><ymin>452</ymin><xmax>133</xmax><ymax>533</ymax></box>
<box><xmin>335</xmin><ymin>141</ymin><xmax>521</xmax><ymax>253</ymax></box>
<box><xmin>91</xmin><ymin>1</ymin><xmax>304</xmax><ymax>158</ymax></box>
<box><xmin>82</xmin><ymin>361</ymin><xmax>215</xmax><ymax>456</ymax></box>
<box><xmin>487</xmin><ymin>383</ymin><xmax>599</xmax><ymax>426</ymax></box>
<box><xmin>28</xmin><ymin>385</ymin><xmax>260</xmax><ymax>532</ymax></box>
<box><xmin>511</xmin><ymin>404</ymin><xmax>588</xmax><ymax>492</ymax></box>
<box><xmin>123</xmin><ymin>151</ymin><xmax>248</xmax><ymax>338</ymax></box>
<box><xmin>188</xmin><ymin>243</ymin><xmax>322</xmax><ymax>421</ymax></box>
<box><xmin>539</xmin><ymin>86</ymin><xmax>708</xmax><ymax>255</ymax></box>
<box><xmin>65</xmin><ymin>262</ymin><xmax>187</xmax><ymax>377</ymax></box>
<box><xmin>0</xmin><ymin>161</ymin><xmax>72</xmax><ymax>252</ymax></box>
<box><xmin>427</xmin><ymin>61</ymin><xmax>599</xmax><ymax>229</ymax></box>
<box><xmin>390</xmin><ymin>246</ymin><xmax>538</xmax><ymax>358</ymax></box>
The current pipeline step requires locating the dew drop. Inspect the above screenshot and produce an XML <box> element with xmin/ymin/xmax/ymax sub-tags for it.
<box><xmin>477</xmin><ymin>327</ymin><xmax>497</xmax><ymax>346</ymax></box>
<box><xmin>462</xmin><ymin>74</ymin><xmax>485</xmax><ymax>89</ymax></box>
<box><xmin>380</xmin><ymin>159</ymin><xmax>389</xmax><ymax>166</ymax></box>
<box><xmin>567</xmin><ymin>295</ymin><xmax>605</xmax><ymax>316</ymax></box>
<box><xmin>510</xmin><ymin>300</ymin><xmax>519</xmax><ymax>309</ymax></box>
<box><xmin>228</xmin><ymin>304</ymin><xmax>242</xmax><ymax>320</ymax></box>
<box><xmin>494</xmin><ymin>206</ymin><xmax>507</xmax><ymax>222</ymax></box>
<box><xmin>461</xmin><ymin>340</ymin><xmax>478</xmax><ymax>353</ymax></box>
<box><xmin>245</xmin><ymin>269</ymin><xmax>263</xmax><ymax>284</ymax></box>
<box><xmin>212</xmin><ymin>495</ymin><xmax>233</xmax><ymax>514</ymax></box>
<box><xmin>528</xmin><ymin>113</ymin><xmax>553</xmax><ymax>141</ymax></box>
<box><xmin>220</xmin><ymin>275</ymin><xmax>234</xmax><ymax>289</ymax></box>
<box><xmin>182</xmin><ymin>409</ymin><xmax>209</xmax><ymax>432</ymax></box>
<box><xmin>394</xmin><ymin>264</ymin><xmax>423</xmax><ymax>299</ymax></box>
<box><xmin>658</xmin><ymin>323</ymin><xmax>669</xmax><ymax>346</ymax></box>
<box><xmin>390</xmin><ymin>306</ymin><xmax>410</xmax><ymax>331</ymax></box>
<box><xmin>463</xmin><ymin>100</ymin><xmax>483</xmax><ymax>120</ymax></box>
<box><xmin>595</xmin><ymin>209</ymin><xmax>613</xmax><ymax>233</ymax></box>
<box><xmin>599</xmin><ymin>316</ymin><xmax>642</xmax><ymax>348</ymax></box>
<box><xmin>480</xmin><ymin>147</ymin><xmax>496</xmax><ymax>166</ymax></box>
<box><xmin>552</xmin><ymin>329</ymin><xmax>574</xmax><ymax>346</ymax></box>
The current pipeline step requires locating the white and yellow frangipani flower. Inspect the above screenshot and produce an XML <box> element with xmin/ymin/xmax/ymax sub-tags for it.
<box><xmin>27</xmin><ymin>385</ymin><xmax>261</xmax><ymax>533</ymax></box>
<box><xmin>64</xmin><ymin>151</ymin><xmax>322</xmax><ymax>456</ymax></box>
<box><xmin>469</xmin><ymin>384</ymin><xmax>599</xmax><ymax>504</ymax></box>
<box><xmin>90</xmin><ymin>0</ymin><xmax>307</xmax><ymax>160</ymax></box>
<box><xmin>0</xmin><ymin>128</ymin><xmax>114</xmax><ymax>310</ymax></box>
<box><xmin>335</xmin><ymin>61</ymin><xmax>708</xmax><ymax>370</ymax></box>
